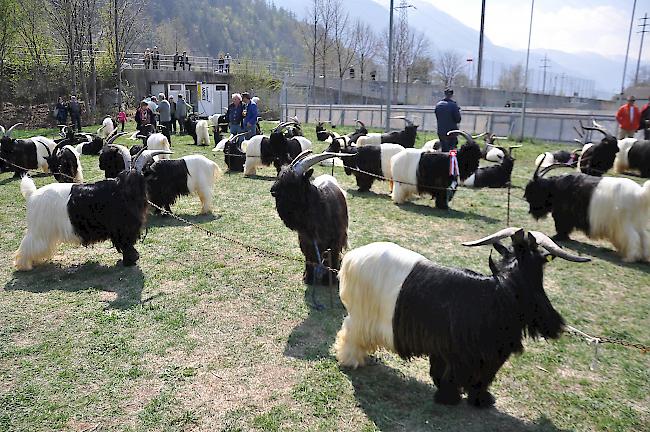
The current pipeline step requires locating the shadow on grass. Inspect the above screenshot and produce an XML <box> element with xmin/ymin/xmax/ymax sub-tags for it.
<box><xmin>244</xmin><ymin>174</ymin><xmax>277</xmax><ymax>181</ymax></box>
<box><xmin>347</xmin><ymin>189</ymin><xmax>392</xmax><ymax>201</ymax></box>
<box><xmin>4</xmin><ymin>261</ymin><xmax>145</xmax><ymax>310</ymax></box>
<box><xmin>558</xmin><ymin>238</ymin><xmax>650</xmax><ymax>274</ymax></box>
<box><xmin>0</xmin><ymin>172</ymin><xmax>50</xmax><ymax>185</ymax></box>
<box><xmin>146</xmin><ymin>212</ymin><xmax>220</xmax><ymax>228</ymax></box>
<box><xmin>396</xmin><ymin>201</ymin><xmax>500</xmax><ymax>224</ymax></box>
<box><xmin>343</xmin><ymin>361</ymin><xmax>570</xmax><ymax>432</ymax></box>
<box><xmin>284</xmin><ymin>284</ymin><xmax>345</xmax><ymax>361</ymax></box>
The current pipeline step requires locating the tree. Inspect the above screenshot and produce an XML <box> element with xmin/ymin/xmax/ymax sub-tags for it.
<box><xmin>299</xmin><ymin>0</ymin><xmax>324</xmax><ymax>104</ymax></box>
<box><xmin>317</xmin><ymin>0</ymin><xmax>336</xmax><ymax>101</ymax></box>
<box><xmin>434</xmin><ymin>50</ymin><xmax>465</xmax><ymax>88</ymax></box>
<box><xmin>402</xmin><ymin>29</ymin><xmax>429</xmax><ymax>104</ymax></box>
<box><xmin>331</xmin><ymin>0</ymin><xmax>357</xmax><ymax>104</ymax></box>
<box><xmin>0</xmin><ymin>0</ymin><xmax>19</xmax><ymax>104</ymax></box>
<box><xmin>352</xmin><ymin>20</ymin><xmax>378</xmax><ymax>104</ymax></box>
<box><xmin>498</xmin><ymin>63</ymin><xmax>525</xmax><ymax>91</ymax></box>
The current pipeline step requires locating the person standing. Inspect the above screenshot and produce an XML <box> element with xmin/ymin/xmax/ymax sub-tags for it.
<box><xmin>616</xmin><ymin>95</ymin><xmax>640</xmax><ymax>139</ymax></box>
<box><xmin>152</xmin><ymin>46</ymin><xmax>160</xmax><ymax>69</ymax></box>
<box><xmin>434</xmin><ymin>88</ymin><xmax>461</xmax><ymax>152</ymax></box>
<box><xmin>183</xmin><ymin>51</ymin><xmax>191</xmax><ymax>71</ymax></box>
<box><xmin>173</xmin><ymin>52</ymin><xmax>180</xmax><ymax>70</ymax></box>
<box><xmin>117</xmin><ymin>106</ymin><xmax>127</xmax><ymax>132</ymax></box>
<box><xmin>55</xmin><ymin>96</ymin><xmax>68</xmax><ymax>126</ymax></box>
<box><xmin>135</xmin><ymin>100</ymin><xmax>156</xmax><ymax>133</ymax></box>
<box><xmin>224</xmin><ymin>53</ymin><xmax>231</xmax><ymax>73</ymax></box>
<box><xmin>68</xmin><ymin>95</ymin><xmax>82</xmax><ymax>131</ymax></box>
<box><xmin>143</xmin><ymin>48</ymin><xmax>151</xmax><ymax>69</ymax></box>
<box><xmin>635</xmin><ymin>96</ymin><xmax>650</xmax><ymax>140</ymax></box>
<box><xmin>176</xmin><ymin>93</ymin><xmax>190</xmax><ymax>134</ymax></box>
<box><xmin>242</xmin><ymin>92</ymin><xmax>258</xmax><ymax>139</ymax></box>
<box><xmin>147</xmin><ymin>96</ymin><xmax>158</xmax><ymax>120</ymax></box>
<box><xmin>225</xmin><ymin>93</ymin><xmax>244</xmax><ymax>138</ymax></box>
<box><xmin>156</xmin><ymin>93</ymin><xmax>172</xmax><ymax>143</ymax></box>
<box><xmin>168</xmin><ymin>95</ymin><xmax>177</xmax><ymax>134</ymax></box>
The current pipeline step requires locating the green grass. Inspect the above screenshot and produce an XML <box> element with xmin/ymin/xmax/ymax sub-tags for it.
<box><xmin>0</xmin><ymin>122</ymin><xmax>648</xmax><ymax>431</ymax></box>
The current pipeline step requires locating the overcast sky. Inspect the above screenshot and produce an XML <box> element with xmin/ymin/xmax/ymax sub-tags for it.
<box><xmin>374</xmin><ymin>0</ymin><xmax>650</xmax><ymax>60</ymax></box>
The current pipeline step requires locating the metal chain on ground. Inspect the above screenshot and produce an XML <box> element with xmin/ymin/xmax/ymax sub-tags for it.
<box><xmin>565</xmin><ymin>325</ymin><xmax>649</xmax><ymax>354</ymax></box>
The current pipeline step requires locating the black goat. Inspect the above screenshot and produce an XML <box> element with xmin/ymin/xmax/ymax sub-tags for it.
<box><xmin>577</xmin><ymin>121</ymin><xmax>619</xmax><ymax>176</ymax></box>
<box><xmin>334</xmin><ymin>228</ymin><xmax>589</xmax><ymax>408</ymax></box>
<box><xmin>44</xmin><ymin>142</ymin><xmax>83</xmax><ymax>183</ymax></box>
<box><xmin>356</xmin><ymin>117</ymin><xmax>418</xmax><ymax>148</ymax></box>
<box><xmin>271</xmin><ymin>151</ymin><xmax>350</xmax><ymax>294</ymax></box>
<box><xmin>268</xmin><ymin>121</ymin><xmax>312</xmax><ymax>172</ymax></box>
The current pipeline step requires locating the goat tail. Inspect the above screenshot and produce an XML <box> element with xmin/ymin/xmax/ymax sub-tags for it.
<box><xmin>212</xmin><ymin>160</ymin><xmax>223</xmax><ymax>181</ymax></box>
<box><xmin>20</xmin><ymin>175</ymin><xmax>37</xmax><ymax>200</ymax></box>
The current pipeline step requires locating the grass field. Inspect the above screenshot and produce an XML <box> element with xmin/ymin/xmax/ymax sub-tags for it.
<box><xmin>0</xmin><ymin>122</ymin><xmax>648</xmax><ymax>432</ymax></box>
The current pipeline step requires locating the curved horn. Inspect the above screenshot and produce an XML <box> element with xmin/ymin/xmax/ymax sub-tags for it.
<box><xmin>528</xmin><ymin>231</ymin><xmax>591</xmax><ymax>262</ymax></box>
<box><xmin>390</xmin><ymin>116</ymin><xmax>414</xmax><ymax>127</ymax></box>
<box><xmin>539</xmin><ymin>162</ymin><xmax>574</xmax><ymax>178</ymax></box>
<box><xmin>533</xmin><ymin>156</ymin><xmax>545</xmax><ymax>179</ymax></box>
<box><xmin>106</xmin><ymin>131</ymin><xmax>126</xmax><ymax>145</ymax></box>
<box><xmin>133</xmin><ymin>150</ymin><xmax>173</xmax><ymax>172</ymax></box>
<box><xmin>6</xmin><ymin>123</ymin><xmax>23</xmax><ymax>138</ymax></box>
<box><xmin>462</xmin><ymin>227</ymin><xmax>523</xmax><ymax>247</ymax></box>
<box><xmin>0</xmin><ymin>125</ymin><xmax>5</xmax><ymax>136</ymax></box>
<box><xmin>294</xmin><ymin>151</ymin><xmax>354</xmax><ymax>176</ymax></box>
<box><xmin>472</xmin><ymin>132</ymin><xmax>487</xmax><ymax>139</ymax></box>
<box><xmin>289</xmin><ymin>150</ymin><xmax>313</xmax><ymax>168</ymax></box>
<box><xmin>130</xmin><ymin>144</ymin><xmax>148</xmax><ymax>169</ymax></box>
<box><xmin>580</xmin><ymin>119</ymin><xmax>612</xmax><ymax>138</ymax></box>
<box><xmin>447</xmin><ymin>129</ymin><xmax>475</xmax><ymax>143</ymax></box>
<box><xmin>36</xmin><ymin>140</ymin><xmax>52</xmax><ymax>159</ymax></box>
<box><xmin>229</xmin><ymin>132</ymin><xmax>247</xmax><ymax>142</ymax></box>
<box><xmin>355</xmin><ymin>119</ymin><xmax>365</xmax><ymax>128</ymax></box>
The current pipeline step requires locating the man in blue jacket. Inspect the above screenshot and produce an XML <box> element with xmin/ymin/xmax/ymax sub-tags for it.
<box><xmin>434</xmin><ymin>88</ymin><xmax>461</xmax><ymax>151</ymax></box>
<box><xmin>242</xmin><ymin>92</ymin><xmax>258</xmax><ymax>139</ymax></box>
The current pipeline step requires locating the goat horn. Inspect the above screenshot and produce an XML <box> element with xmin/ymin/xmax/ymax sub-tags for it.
<box><xmin>462</xmin><ymin>227</ymin><xmax>524</xmax><ymax>246</ymax></box>
<box><xmin>355</xmin><ymin>119</ymin><xmax>365</xmax><ymax>128</ymax></box>
<box><xmin>572</xmin><ymin>125</ymin><xmax>584</xmax><ymax>138</ymax></box>
<box><xmin>229</xmin><ymin>132</ymin><xmax>247</xmax><ymax>142</ymax></box>
<box><xmin>580</xmin><ymin>119</ymin><xmax>612</xmax><ymax>138</ymax></box>
<box><xmin>34</xmin><ymin>139</ymin><xmax>52</xmax><ymax>159</ymax></box>
<box><xmin>390</xmin><ymin>116</ymin><xmax>414</xmax><ymax>126</ymax></box>
<box><xmin>106</xmin><ymin>131</ymin><xmax>127</xmax><ymax>145</ymax></box>
<box><xmin>6</xmin><ymin>123</ymin><xmax>23</xmax><ymax>137</ymax></box>
<box><xmin>447</xmin><ymin>129</ymin><xmax>475</xmax><ymax>143</ymax></box>
<box><xmin>472</xmin><ymin>132</ymin><xmax>487</xmax><ymax>139</ymax></box>
<box><xmin>528</xmin><ymin>231</ymin><xmax>591</xmax><ymax>262</ymax></box>
<box><xmin>293</xmin><ymin>151</ymin><xmax>354</xmax><ymax>176</ymax></box>
<box><xmin>130</xmin><ymin>144</ymin><xmax>149</xmax><ymax>169</ymax></box>
<box><xmin>0</xmin><ymin>125</ymin><xmax>5</xmax><ymax>136</ymax></box>
<box><xmin>133</xmin><ymin>150</ymin><xmax>173</xmax><ymax>172</ymax></box>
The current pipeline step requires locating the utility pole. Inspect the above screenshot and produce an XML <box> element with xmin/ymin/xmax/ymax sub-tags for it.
<box><xmin>518</xmin><ymin>0</ymin><xmax>534</xmax><ymax>142</ymax></box>
<box><xmin>620</xmin><ymin>0</ymin><xmax>637</xmax><ymax>102</ymax></box>
<box><xmin>114</xmin><ymin>0</ymin><xmax>122</xmax><ymax>108</ymax></box>
<box><xmin>635</xmin><ymin>12</ymin><xmax>649</xmax><ymax>85</ymax></box>
<box><xmin>385</xmin><ymin>0</ymin><xmax>395</xmax><ymax>132</ymax></box>
<box><xmin>476</xmin><ymin>0</ymin><xmax>486</xmax><ymax>88</ymax></box>
<box><xmin>540</xmin><ymin>54</ymin><xmax>550</xmax><ymax>94</ymax></box>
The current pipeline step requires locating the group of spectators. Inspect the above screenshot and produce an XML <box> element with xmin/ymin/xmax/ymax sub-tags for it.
<box><xmin>224</xmin><ymin>92</ymin><xmax>259</xmax><ymax>140</ymax></box>
<box><xmin>143</xmin><ymin>48</ymin><xmax>191</xmax><ymax>71</ymax></box>
<box><xmin>616</xmin><ymin>95</ymin><xmax>650</xmax><ymax>140</ymax></box>
<box><xmin>217</xmin><ymin>53</ymin><xmax>232</xmax><ymax>74</ymax></box>
<box><xmin>134</xmin><ymin>93</ymin><xmax>194</xmax><ymax>142</ymax></box>
<box><xmin>54</xmin><ymin>95</ymin><xmax>83</xmax><ymax>131</ymax></box>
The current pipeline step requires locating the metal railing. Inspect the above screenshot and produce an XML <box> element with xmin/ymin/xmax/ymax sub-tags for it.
<box><xmin>285</xmin><ymin>103</ymin><xmax>618</xmax><ymax>143</ymax></box>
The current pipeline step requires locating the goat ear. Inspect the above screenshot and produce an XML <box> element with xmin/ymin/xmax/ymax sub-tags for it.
<box><xmin>303</xmin><ymin>168</ymin><xmax>314</xmax><ymax>180</ymax></box>
<box><xmin>488</xmin><ymin>254</ymin><xmax>499</xmax><ymax>277</ymax></box>
<box><xmin>493</xmin><ymin>241</ymin><xmax>508</xmax><ymax>257</ymax></box>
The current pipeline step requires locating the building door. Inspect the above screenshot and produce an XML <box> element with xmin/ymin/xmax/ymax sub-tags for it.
<box><xmin>214</xmin><ymin>84</ymin><xmax>229</xmax><ymax>114</ymax></box>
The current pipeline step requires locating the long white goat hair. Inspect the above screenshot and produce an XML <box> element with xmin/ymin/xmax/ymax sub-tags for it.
<box><xmin>390</xmin><ymin>148</ymin><xmax>423</xmax><ymax>204</ymax></box>
<box><xmin>14</xmin><ymin>177</ymin><xmax>79</xmax><ymax>270</ymax></box>
<box><xmin>184</xmin><ymin>155</ymin><xmax>222</xmax><ymax>213</ymax></box>
<box><xmin>588</xmin><ymin>177</ymin><xmax>650</xmax><ymax>262</ymax></box>
<box><xmin>243</xmin><ymin>135</ymin><xmax>267</xmax><ymax>175</ymax></box>
<box><xmin>334</xmin><ymin>242</ymin><xmax>424</xmax><ymax>368</ymax></box>
<box><xmin>356</xmin><ymin>133</ymin><xmax>382</xmax><ymax>147</ymax></box>
<box><xmin>146</xmin><ymin>133</ymin><xmax>171</xmax><ymax>159</ymax></box>
<box><xmin>195</xmin><ymin>120</ymin><xmax>211</xmax><ymax>146</ymax></box>
<box><xmin>98</xmin><ymin>117</ymin><xmax>115</xmax><ymax>138</ymax></box>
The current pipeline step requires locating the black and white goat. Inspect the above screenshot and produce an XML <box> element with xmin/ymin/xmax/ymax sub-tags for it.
<box><xmin>462</xmin><ymin>145</ymin><xmax>519</xmax><ymax>188</ymax></box>
<box><xmin>140</xmin><ymin>154</ymin><xmax>221</xmax><ymax>214</ymax></box>
<box><xmin>99</xmin><ymin>133</ymin><xmax>132</xmax><ymax>178</ymax></box>
<box><xmin>576</xmin><ymin>121</ymin><xmax>619</xmax><ymax>177</ymax></box>
<box><xmin>0</xmin><ymin>123</ymin><xmax>57</xmax><ymax>177</ymax></box>
<box><xmin>14</xmin><ymin>147</ymin><xmax>152</xmax><ymax>270</ymax></box>
<box><xmin>524</xmin><ymin>161</ymin><xmax>650</xmax><ymax>262</ymax></box>
<box><xmin>356</xmin><ymin>117</ymin><xmax>418</xmax><ymax>148</ymax></box>
<box><xmin>320</xmin><ymin>120</ymin><xmax>369</xmax><ymax>149</ymax></box>
<box><xmin>334</xmin><ymin>228</ymin><xmax>589</xmax><ymax>408</ymax></box>
<box><xmin>44</xmin><ymin>141</ymin><xmax>84</xmax><ymax>183</ymax></box>
<box><xmin>614</xmin><ymin>138</ymin><xmax>650</xmax><ymax>177</ymax></box>
<box><xmin>391</xmin><ymin>130</ymin><xmax>482</xmax><ymax>209</ymax></box>
<box><xmin>218</xmin><ymin>133</ymin><xmax>247</xmax><ymax>172</ymax></box>
<box><xmin>270</xmin><ymin>151</ymin><xmax>350</xmax><ymax>288</ymax></box>
<box><xmin>243</xmin><ymin>122</ymin><xmax>311</xmax><ymax>175</ymax></box>
<box><xmin>327</xmin><ymin>137</ymin><xmax>404</xmax><ymax>192</ymax></box>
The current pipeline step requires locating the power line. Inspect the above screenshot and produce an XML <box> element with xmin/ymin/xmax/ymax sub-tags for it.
<box><xmin>634</xmin><ymin>12</ymin><xmax>649</xmax><ymax>86</ymax></box>
<box><xmin>540</xmin><ymin>54</ymin><xmax>550</xmax><ymax>94</ymax></box>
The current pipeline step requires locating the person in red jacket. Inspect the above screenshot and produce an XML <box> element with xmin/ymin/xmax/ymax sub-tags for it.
<box><xmin>615</xmin><ymin>95</ymin><xmax>640</xmax><ymax>139</ymax></box>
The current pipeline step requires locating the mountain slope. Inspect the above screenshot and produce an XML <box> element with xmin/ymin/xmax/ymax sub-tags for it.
<box><xmin>148</xmin><ymin>0</ymin><xmax>302</xmax><ymax>61</ymax></box>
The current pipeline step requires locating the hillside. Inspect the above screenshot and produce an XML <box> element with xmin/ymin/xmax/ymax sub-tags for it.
<box><xmin>148</xmin><ymin>0</ymin><xmax>303</xmax><ymax>61</ymax></box>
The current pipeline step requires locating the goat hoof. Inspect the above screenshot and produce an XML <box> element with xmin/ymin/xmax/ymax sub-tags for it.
<box><xmin>122</xmin><ymin>250</ymin><xmax>139</xmax><ymax>266</ymax></box>
<box><xmin>467</xmin><ymin>391</ymin><xmax>496</xmax><ymax>408</ymax></box>
<box><xmin>434</xmin><ymin>388</ymin><xmax>461</xmax><ymax>405</ymax></box>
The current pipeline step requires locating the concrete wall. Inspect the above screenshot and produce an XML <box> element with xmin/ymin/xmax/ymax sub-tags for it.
<box><xmin>122</xmin><ymin>69</ymin><xmax>233</xmax><ymax>100</ymax></box>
